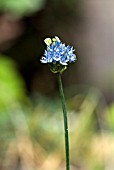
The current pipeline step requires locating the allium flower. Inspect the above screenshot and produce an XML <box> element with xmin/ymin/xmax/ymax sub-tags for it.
<box><xmin>40</xmin><ymin>36</ymin><xmax>76</xmax><ymax>73</ymax></box>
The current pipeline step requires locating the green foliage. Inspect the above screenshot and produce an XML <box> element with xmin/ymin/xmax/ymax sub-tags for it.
<box><xmin>0</xmin><ymin>0</ymin><xmax>46</xmax><ymax>17</ymax></box>
<box><xmin>0</xmin><ymin>56</ymin><xmax>25</xmax><ymax>108</ymax></box>
<box><xmin>105</xmin><ymin>104</ymin><xmax>114</xmax><ymax>130</ymax></box>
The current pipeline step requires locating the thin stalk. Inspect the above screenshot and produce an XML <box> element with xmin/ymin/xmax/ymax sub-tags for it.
<box><xmin>57</xmin><ymin>73</ymin><xmax>70</xmax><ymax>170</ymax></box>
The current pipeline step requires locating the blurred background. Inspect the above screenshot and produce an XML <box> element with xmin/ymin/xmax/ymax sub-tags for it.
<box><xmin>0</xmin><ymin>0</ymin><xmax>114</xmax><ymax>170</ymax></box>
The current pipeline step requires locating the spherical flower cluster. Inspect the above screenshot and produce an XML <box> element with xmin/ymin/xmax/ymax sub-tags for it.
<box><xmin>40</xmin><ymin>36</ymin><xmax>76</xmax><ymax>73</ymax></box>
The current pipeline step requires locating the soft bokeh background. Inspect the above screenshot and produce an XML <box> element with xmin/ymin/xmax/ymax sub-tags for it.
<box><xmin>0</xmin><ymin>0</ymin><xmax>114</xmax><ymax>170</ymax></box>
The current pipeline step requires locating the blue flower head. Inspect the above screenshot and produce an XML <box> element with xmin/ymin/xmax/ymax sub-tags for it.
<box><xmin>40</xmin><ymin>36</ymin><xmax>76</xmax><ymax>74</ymax></box>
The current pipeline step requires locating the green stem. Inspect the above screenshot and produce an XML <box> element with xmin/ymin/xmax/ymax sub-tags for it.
<box><xmin>57</xmin><ymin>73</ymin><xmax>70</xmax><ymax>170</ymax></box>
